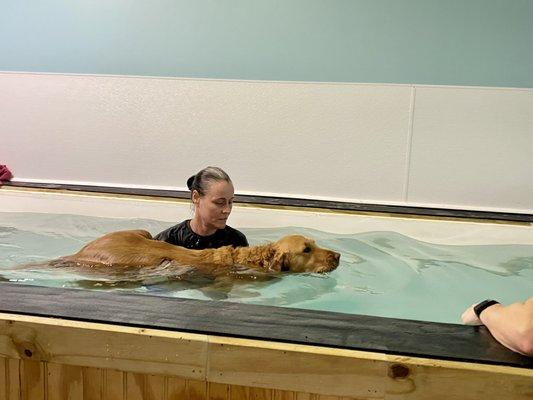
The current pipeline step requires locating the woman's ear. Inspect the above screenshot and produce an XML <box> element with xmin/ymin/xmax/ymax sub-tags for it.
<box><xmin>191</xmin><ymin>190</ymin><xmax>200</xmax><ymax>206</ymax></box>
<box><xmin>268</xmin><ymin>252</ymin><xmax>287</xmax><ymax>272</ymax></box>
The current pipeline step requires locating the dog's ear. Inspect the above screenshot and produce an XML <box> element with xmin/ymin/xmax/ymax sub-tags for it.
<box><xmin>268</xmin><ymin>252</ymin><xmax>287</xmax><ymax>272</ymax></box>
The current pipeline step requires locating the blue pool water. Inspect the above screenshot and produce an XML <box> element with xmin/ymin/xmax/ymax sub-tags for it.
<box><xmin>0</xmin><ymin>212</ymin><xmax>532</xmax><ymax>324</ymax></box>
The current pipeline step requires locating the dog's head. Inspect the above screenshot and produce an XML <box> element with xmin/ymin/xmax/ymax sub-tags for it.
<box><xmin>268</xmin><ymin>235</ymin><xmax>340</xmax><ymax>273</ymax></box>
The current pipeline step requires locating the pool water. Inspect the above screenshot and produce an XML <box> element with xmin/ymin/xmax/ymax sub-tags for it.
<box><xmin>0</xmin><ymin>212</ymin><xmax>532</xmax><ymax>324</ymax></box>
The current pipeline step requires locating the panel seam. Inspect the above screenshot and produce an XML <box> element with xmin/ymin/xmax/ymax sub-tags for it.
<box><xmin>403</xmin><ymin>85</ymin><xmax>417</xmax><ymax>203</ymax></box>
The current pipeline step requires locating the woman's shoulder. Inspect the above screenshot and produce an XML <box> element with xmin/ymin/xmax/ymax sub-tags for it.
<box><xmin>222</xmin><ymin>224</ymin><xmax>245</xmax><ymax>236</ymax></box>
<box><xmin>163</xmin><ymin>220</ymin><xmax>190</xmax><ymax>231</ymax></box>
<box><xmin>222</xmin><ymin>225</ymin><xmax>248</xmax><ymax>246</ymax></box>
<box><xmin>153</xmin><ymin>220</ymin><xmax>190</xmax><ymax>241</ymax></box>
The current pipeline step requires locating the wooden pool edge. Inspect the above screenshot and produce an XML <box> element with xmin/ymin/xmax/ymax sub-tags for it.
<box><xmin>1</xmin><ymin>313</ymin><xmax>532</xmax><ymax>399</ymax></box>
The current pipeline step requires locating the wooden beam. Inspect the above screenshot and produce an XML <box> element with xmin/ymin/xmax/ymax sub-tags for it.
<box><xmin>1</xmin><ymin>313</ymin><xmax>531</xmax><ymax>399</ymax></box>
<box><xmin>0</xmin><ymin>313</ymin><xmax>207</xmax><ymax>379</ymax></box>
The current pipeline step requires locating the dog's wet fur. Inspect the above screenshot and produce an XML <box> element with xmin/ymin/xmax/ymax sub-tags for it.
<box><xmin>32</xmin><ymin>230</ymin><xmax>341</xmax><ymax>298</ymax></box>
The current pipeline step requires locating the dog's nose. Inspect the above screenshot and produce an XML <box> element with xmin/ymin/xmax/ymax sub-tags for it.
<box><xmin>330</xmin><ymin>251</ymin><xmax>341</xmax><ymax>264</ymax></box>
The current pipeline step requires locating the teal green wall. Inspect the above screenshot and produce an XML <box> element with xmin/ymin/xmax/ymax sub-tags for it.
<box><xmin>1</xmin><ymin>0</ymin><xmax>532</xmax><ymax>87</ymax></box>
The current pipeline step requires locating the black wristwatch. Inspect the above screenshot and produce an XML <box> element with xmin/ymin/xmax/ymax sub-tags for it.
<box><xmin>474</xmin><ymin>299</ymin><xmax>500</xmax><ymax>318</ymax></box>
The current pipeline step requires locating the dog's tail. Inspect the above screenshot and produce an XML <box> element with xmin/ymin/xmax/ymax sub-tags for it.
<box><xmin>9</xmin><ymin>258</ymin><xmax>71</xmax><ymax>270</ymax></box>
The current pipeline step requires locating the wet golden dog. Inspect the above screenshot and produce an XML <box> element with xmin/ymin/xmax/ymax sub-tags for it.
<box><xmin>59</xmin><ymin>230</ymin><xmax>340</xmax><ymax>276</ymax></box>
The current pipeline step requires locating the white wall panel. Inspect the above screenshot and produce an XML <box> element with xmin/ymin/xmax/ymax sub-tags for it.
<box><xmin>0</xmin><ymin>73</ymin><xmax>412</xmax><ymax>204</ymax></box>
<box><xmin>2</xmin><ymin>73</ymin><xmax>532</xmax><ymax>213</ymax></box>
<box><xmin>408</xmin><ymin>86</ymin><xmax>533</xmax><ymax>213</ymax></box>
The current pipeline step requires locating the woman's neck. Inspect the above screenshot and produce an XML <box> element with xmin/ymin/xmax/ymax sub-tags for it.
<box><xmin>189</xmin><ymin>217</ymin><xmax>217</xmax><ymax>236</ymax></box>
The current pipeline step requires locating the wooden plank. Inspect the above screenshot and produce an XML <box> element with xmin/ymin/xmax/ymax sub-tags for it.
<box><xmin>272</xmin><ymin>390</ymin><xmax>295</xmax><ymax>400</ymax></box>
<box><xmin>208</xmin><ymin>336</ymin><xmax>533</xmax><ymax>399</ymax></box>
<box><xmin>294</xmin><ymin>394</ymin><xmax>317</xmax><ymax>400</ymax></box>
<box><xmin>83</xmin><ymin>367</ymin><xmax>103</xmax><ymax>400</ymax></box>
<box><xmin>144</xmin><ymin>374</ymin><xmax>165</xmax><ymax>400</ymax></box>
<box><xmin>229</xmin><ymin>385</ymin><xmax>249</xmax><ymax>400</ymax></box>
<box><xmin>166</xmin><ymin>376</ymin><xmax>187</xmax><ymax>400</ymax></box>
<box><xmin>249</xmin><ymin>387</ymin><xmax>272</xmax><ymax>400</ymax></box>
<box><xmin>46</xmin><ymin>362</ymin><xmax>84</xmax><ymax>400</ymax></box>
<box><xmin>0</xmin><ymin>358</ymin><xmax>6</xmax><ymax>400</ymax></box>
<box><xmin>20</xmin><ymin>359</ymin><xmax>45</xmax><ymax>400</ymax></box>
<box><xmin>188</xmin><ymin>379</ymin><xmax>207</xmax><ymax>400</ymax></box>
<box><xmin>208</xmin><ymin>382</ymin><xmax>230</xmax><ymax>400</ymax></box>
<box><xmin>6</xmin><ymin>358</ymin><xmax>20</xmax><ymax>400</ymax></box>
<box><xmin>0</xmin><ymin>357</ymin><xmax>6</xmax><ymax>400</ymax></box>
<box><xmin>272</xmin><ymin>389</ymin><xmax>296</xmax><ymax>400</ymax></box>
<box><xmin>0</xmin><ymin>313</ymin><xmax>207</xmax><ymax>379</ymax></box>
<box><xmin>384</xmin><ymin>362</ymin><xmax>533</xmax><ymax>400</ymax></box>
<box><xmin>103</xmin><ymin>369</ymin><xmax>124</xmax><ymax>400</ymax></box>
<box><xmin>207</xmin><ymin>338</ymin><xmax>385</xmax><ymax>398</ymax></box>
<box><xmin>125</xmin><ymin>372</ymin><xmax>145</xmax><ymax>400</ymax></box>
<box><xmin>2</xmin><ymin>313</ymin><xmax>533</xmax><ymax>400</ymax></box>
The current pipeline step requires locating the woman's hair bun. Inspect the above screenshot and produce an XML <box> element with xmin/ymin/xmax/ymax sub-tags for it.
<box><xmin>186</xmin><ymin>175</ymin><xmax>195</xmax><ymax>190</ymax></box>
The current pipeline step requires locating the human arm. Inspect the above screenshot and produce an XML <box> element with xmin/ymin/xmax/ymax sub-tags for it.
<box><xmin>461</xmin><ymin>298</ymin><xmax>533</xmax><ymax>356</ymax></box>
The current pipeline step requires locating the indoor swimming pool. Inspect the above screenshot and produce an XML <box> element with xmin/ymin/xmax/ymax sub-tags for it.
<box><xmin>1</xmin><ymin>197</ymin><xmax>532</xmax><ymax>324</ymax></box>
<box><xmin>1</xmin><ymin>187</ymin><xmax>532</xmax><ymax>399</ymax></box>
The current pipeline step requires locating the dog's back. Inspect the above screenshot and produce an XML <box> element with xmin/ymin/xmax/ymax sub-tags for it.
<box><xmin>61</xmin><ymin>229</ymin><xmax>235</xmax><ymax>271</ymax></box>
<box><xmin>61</xmin><ymin>230</ymin><xmax>181</xmax><ymax>267</ymax></box>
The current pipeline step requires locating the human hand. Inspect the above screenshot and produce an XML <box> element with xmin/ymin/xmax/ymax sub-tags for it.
<box><xmin>461</xmin><ymin>303</ymin><xmax>483</xmax><ymax>325</ymax></box>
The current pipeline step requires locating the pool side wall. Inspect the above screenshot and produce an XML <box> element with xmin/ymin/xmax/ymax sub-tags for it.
<box><xmin>1</xmin><ymin>313</ymin><xmax>532</xmax><ymax>400</ymax></box>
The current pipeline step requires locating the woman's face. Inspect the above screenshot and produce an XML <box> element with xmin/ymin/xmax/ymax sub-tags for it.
<box><xmin>193</xmin><ymin>180</ymin><xmax>234</xmax><ymax>230</ymax></box>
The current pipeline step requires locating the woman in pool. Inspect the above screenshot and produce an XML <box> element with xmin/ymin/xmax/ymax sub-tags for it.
<box><xmin>154</xmin><ymin>166</ymin><xmax>248</xmax><ymax>250</ymax></box>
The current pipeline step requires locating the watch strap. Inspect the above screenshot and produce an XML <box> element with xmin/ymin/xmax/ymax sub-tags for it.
<box><xmin>474</xmin><ymin>299</ymin><xmax>500</xmax><ymax>318</ymax></box>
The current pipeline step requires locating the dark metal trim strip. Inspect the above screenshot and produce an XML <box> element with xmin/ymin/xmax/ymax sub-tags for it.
<box><xmin>4</xmin><ymin>181</ymin><xmax>532</xmax><ymax>222</ymax></box>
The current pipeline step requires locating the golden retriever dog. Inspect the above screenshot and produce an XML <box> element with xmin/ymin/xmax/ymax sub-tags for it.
<box><xmin>57</xmin><ymin>230</ymin><xmax>340</xmax><ymax>278</ymax></box>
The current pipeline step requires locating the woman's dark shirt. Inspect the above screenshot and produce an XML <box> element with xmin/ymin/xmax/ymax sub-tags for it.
<box><xmin>153</xmin><ymin>220</ymin><xmax>248</xmax><ymax>250</ymax></box>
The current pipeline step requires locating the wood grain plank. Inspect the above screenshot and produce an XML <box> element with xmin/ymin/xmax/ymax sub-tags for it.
<box><xmin>208</xmin><ymin>339</ymin><xmax>385</xmax><ymax>398</ymax></box>
<box><xmin>20</xmin><ymin>359</ymin><xmax>45</xmax><ymax>400</ymax></box>
<box><xmin>188</xmin><ymin>379</ymin><xmax>207</xmax><ymax>400</ymax></box>
<box><xmin>46</xmin><ymin>362</ymin><xmax>83</xmax><ymax>400</ymax></box>
<box><xmin>272</xmin><ymin>389</ymin><xmax>295</xmax><ymax>400</ymax></box>
<box><xmin>83</xmin><ymin>367</ymin><xmax>103</xmax><ymax>400</ymax></box>
<box><xmin>208</xmin><ymin>382</ymin><xmax>230</xmax><ymax>400</ymax></box>
<box><xmin>294</xmin><ymin>394</ymin><xmax>317</xmax><ymax>400</ymax></box>
<box><xmin>230</xmin><ymin>385</ymin><xmax>249</xmax><ymax>400</ymax></box>
<box><xmin>125</xmin><ymin>372</ymin><xmax>145</xmax><ymax>400</ymax></box>
<box><xmin>384</xmin><ymin>362</ymin><xmax>533</xmax><ymax>400</ymax></box>
<box><xmin>103</xmin><ymin>369</ymin><xmax>124</xmax><ymax>400</ymax></box>
<box><xmin>249</xmin><ymin>387</ymin><xmax>272</xmax><ymax>400</ymax></box>
<box><xmin>144</xmin><ymin>374</ymin><xmax>165</xmax><ymax>400</ymax></box>
<box><xmin>6</xmin><ymin>358</ymin><xmax>20</xmax><ymax>400</ymax></box>
<box><xmin>0</xmin><ymin>358</ymin><xmax>6</xmax><ymax>400</ymax></box>
<box><xmin>166</xmin><ymin>376</ymin><xmax>188</xmax><ymax>400</ymax></box>
<box><xmin>0</xmin><ymin>315</ymin><xmax>207</xmax><ymax>379</ymax></box>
